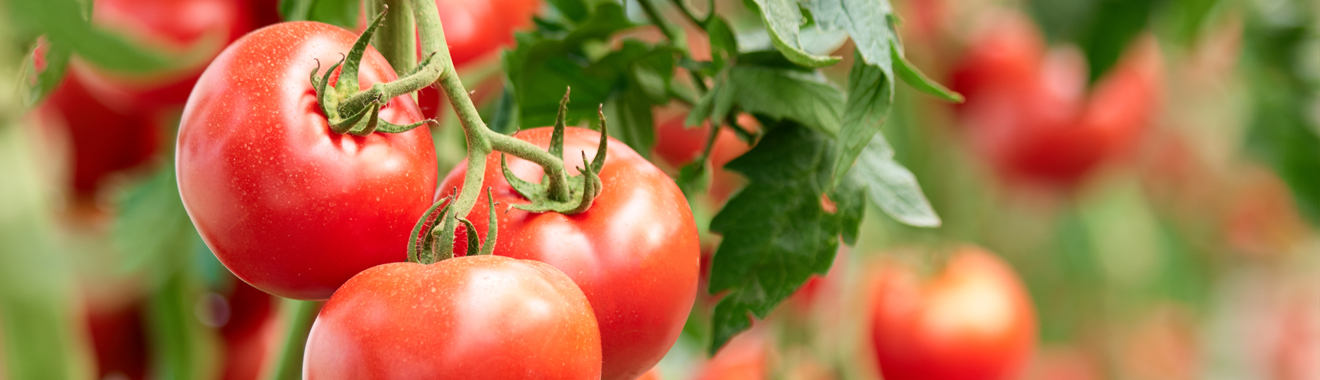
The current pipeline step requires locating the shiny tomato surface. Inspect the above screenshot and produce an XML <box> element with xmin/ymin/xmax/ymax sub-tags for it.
<box><xmin>177</xmin><ymin>22</ymin><xmax>437</xmax><ymax>300</ymax></box>
<box><xmin>869</xmin><ymin>248</ymin><xmax>1038</xmax><ymax>380</ymax></box>
<box><xmin>438</xmin><ymin>127</ymin><xmax>699</xmax><ymax>380</ymax></box>
<box><xmin>303</xmin><ymin>255</ymin><xmax>602</xmax><ymax>379</ymax></box>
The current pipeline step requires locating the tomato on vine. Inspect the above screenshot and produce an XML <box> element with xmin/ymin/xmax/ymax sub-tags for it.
<box><xmin>70</xmin><ymin>0</ymin><xmax>256</xmax><ymax>112</ymax></box>
<box><xmin>37</xmin><ymin>76</ymin><xmax>159</xmax><ymax>200</ymax></box>
<box><xmin>176</xmin><ymin>21</ymin><xmax>438</xmax><ymax>300</ymax></box>
<box><xmin>868</xmin><ymin>248</ymin><xmax>1037</xmax><ymax>380</ymax></box>
<box><xmin>438</xmin><ymin>126</ymin><xmax>700</xmax><ymax>380</ymax></box>
<box><xmin>302</xmin><ymin>255</ymin><xmax>602</xmax><ymax>379</ymax></box>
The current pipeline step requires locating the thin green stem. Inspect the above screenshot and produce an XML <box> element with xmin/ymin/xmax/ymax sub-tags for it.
<box><xmin>264</xmin><ymin>300</ymin><xmax>320</xmax><ymax>380</ymax></box>
<box><xmin>669</xmin><ymin>0</ymin><xmax>713</xmax><ymax>27</ymax></box>
<box><xmin>408</xmin><ymin>0</ymin><xmax>575</xmax><ymax>235</ymax></box>
<box><xmin>638</xmin><ymin>0</ymin><xmax>709</xmax><ymax>94</ymax></box>
<box><xmin>373</xmin><ymin>0</ymin><xmax>415</xmax><ymax>77</ymax></box>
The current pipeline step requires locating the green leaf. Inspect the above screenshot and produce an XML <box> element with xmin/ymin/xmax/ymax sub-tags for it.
<box><xmin>487</xmin><ymin>85</ymin><xmax>520</xmax><ymax>134</ymax></box>
<box><xmin>744</xmin><ymin>0</ymin><xmax>842</xmax><ymax>68</ymax></box>
<box><xmin>9</xmin><ymin>0</ymin><xmax>197</xmax><ymax>74</ymax></box>
<box><xmin>604</xmin><ymin>85</ymin><xmax>657</xmax><ymax>157</ymax></box>
<box><xmin>503</xmin><ymin>2</ymin><xmax>638</xmax><ymax>127</ymax></box>
<box><xmin>691</xmin><ymin>65</ymin><xmax>844</xmax><ymax>136</ymax></box>
<box><xmin>893</xmin><ymin>46</ymin><xmax>963</xmax><ymax>102</ymax></box>
<box><xmin>851</xmin><ymin>134</ymin><xmax>941</xmax><ymax>227</ymax></box>
<box><xmin>802</xmin><ymin>0</ymin><xmax>894</xmax><ymax>72</ymax></box>
<box><xmin>280</xmin><ymin>0</ymin><xmax>360</xmax><ymax>28</ymax></box>
<box><xmin>832</xmin><ymin>50</ymin><xmax>893</xmax><ymax>188</ymax></box>
<box><xmin>676</xmin><ymin>160</ymin><xmax>712</xmax><ymax>199</ymax></box>
<box><xmin>706</xmin><ymin>16</ymin><xmax>739</xmax><ymax>73</ymax></box>
<box><xmin>706</xmin><ymin>123</ymin><xmax>860</xmax><ymax>353</ymax></box>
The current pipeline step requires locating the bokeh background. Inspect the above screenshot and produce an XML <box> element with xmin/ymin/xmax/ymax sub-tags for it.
<box><xmin>0</xmin><ymin>0</ymin><xmax>1317</xmax><ymax>379</ymax></box>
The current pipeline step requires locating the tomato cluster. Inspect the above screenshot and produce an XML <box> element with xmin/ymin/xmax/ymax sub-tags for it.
<box><xmin>951</xmin><ymin>14</ymin><xmax>1162</xmax><ymax>188</ymax></box>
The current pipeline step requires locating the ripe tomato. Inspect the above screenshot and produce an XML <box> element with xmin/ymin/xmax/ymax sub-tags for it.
<box><xmin>953</xmin><ymin>15</ymin><xmax>1161</xmax><ymax>187</ymax></box>
<box><xmin>868</xmin><ymin>248</ymin><xmax>1037</xmax><ymax>380</ymax></box>
<box><xmin>84</xmin><ymin>298</ymin><xmax>149</xmax><ymax>380</ymax></box>
<box><xmin>38</xmin><ymin>76</ymin><xmax>159</xmax><ymax>199</ymax></box>
<box><xmin>437</xmin><ymin>127</ymin><xmax>699</xmax><ymax>380</ymax></box>
<box><xmin>694</xmin><ymin>330</ymin><xmax>768</xmax><ymax>380</ymax></box>
<box><xmin>652</xmin><ymin>113</ymin><xmax>756</xmax><ymax>204</ymax></box>
<box><xmin>218</xmin><ymin>278</ymin><xmax>277</xmax><ymax>380</ymax></box>
<box><xmin>303</xmin><ymin>255</ymin><xmax>601</xmax><ymax>379</ymax></box>
<box><xmin>414</xmin><ymin>0</ymin><xmax>540</xmax><ymax>118</ymax></box>
<box><xmin>70</xmin><ymin>0</ymin><xmax>255</xmax><ymax>112</ymax></box>
<box><xmin>176</xmin><ymin>22</ymin><xmax>437</xmax><ymax>300</ymax></box>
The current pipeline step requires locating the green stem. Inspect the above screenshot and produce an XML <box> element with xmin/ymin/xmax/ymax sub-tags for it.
<box><xmin>373</xmin><ymin>0</ymin><xmax>416</xmax><ymax>77</ymax></box>
<box><xmin>407</xmin><ymin>0</ymin><xmax>574</xmax><ymax>239</ymax></box>
<box><xmin>265</xmin><ymin>300</ymin><xmax>320</xmax><ymax>380</ymax></box>
<box><xmin>638</xmin><ymin>0</ymin><xmax>709</xmax><ymax>93</ymax></box>
<box><xmin>669</xmin><ymin>0</ymin><xmax>713</xmax><ymax>26</ymax></box>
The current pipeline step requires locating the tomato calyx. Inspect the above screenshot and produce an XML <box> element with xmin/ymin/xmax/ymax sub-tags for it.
<box><xmin>408</xmin><ymin>188</ymin><xmax>500</xmax><ymax>264</ymax></box>
<box><xmin>500</xmin><ymin>89</ymin><xmax>610</xmax><ymax>215</ymax></box>
<box><xmin>311</xmin><ymin>6</ymin><xmax>442</xmax><ymax>136</ymax></box>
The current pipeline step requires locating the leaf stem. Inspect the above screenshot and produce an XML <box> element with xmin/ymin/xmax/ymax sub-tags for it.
<box><xmin>669</xmin><ymin>0</ymin><xmax>713</xmax><ymax>27</ymax></box>
<box><xmin>638</xmin><ymin>0</ymin><xmax>710</xmax><ymax>93</ymax></box>
<box><xmin>264</xmin><ymin>299</ymin><xmax>320</xmax><ymax>380</ymax></box>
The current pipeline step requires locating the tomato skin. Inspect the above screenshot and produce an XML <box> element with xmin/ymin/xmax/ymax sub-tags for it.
<box><xmin>303</xmin><ymin>255</ymin><xmax>602</xmax><ymax>379</ymax></box>
<box><xmin>176</xmin><ymin>22</ymin><xmax>437</xmax><ymax>300</ymax></box>
<box><xmin>953</xmin><ymin>15</ymin><xmax>1161</xmax><ymax>187</ymax></box>
<box><xmin>433</xmin><ymin>0</ymin><xmax>539</xmax><ymax>67</ymax></box>
<box><xmin>39</xmin><ymin>76</ymin><xmax>159</xmax><ymax>199</ymax></box>
<box><xmin>71</xmin><ymin>0</ymin><xmax>255</xmax><ymax>112</ymax></box>
<box><xmin>437</xmin><ymin>127</ymin><xmax>699</xmax><ymax>380</ymax></box>
<box><xmin>869</xmin><ymin>248</ymin><xmax>1037</xmax><ymax>380</ymax></box>
<box><xmin>651</xmin><ymin>114</ymin><xmax>755</xmax><ymax>204</ymax></box>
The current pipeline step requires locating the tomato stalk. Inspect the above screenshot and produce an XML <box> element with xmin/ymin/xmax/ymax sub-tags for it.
<box><xmin>370</xmin><ymin>0</ymin><xmax>416</xmax><ymax>77</ymax></box>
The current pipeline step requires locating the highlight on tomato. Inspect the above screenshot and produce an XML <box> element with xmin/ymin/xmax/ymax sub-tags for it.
<box><xmin>176</xmin><ymin>21</ymin><xmax>438</xmax><ymax>300</ymax></box>
<box><xmin>868</xmin><ymin>247</ymin><xmax>1038</xmax><ymax>380</ymax></box>
<box><xmin>302</xmin><ymin>255</ymin><xmax>602</xmax><ymax>379</ymax></box>
<box><xmin>437</xmin><ymin>126</ymin><xmax>700</xmax><ymax>380</ymax></box>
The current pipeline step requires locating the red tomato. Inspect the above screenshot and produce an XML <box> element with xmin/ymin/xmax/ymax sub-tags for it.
<box><xmin>85</xmin><ymin>299</ymin><xmax>149</xmax><ymax>380</ymax></box>
<box><xmin>954</xmin><ymin>15</ymin><xmax>1162</xmax><ymax>187</ymax></box>
<box><xmin>70</xmin><ymin>0</ymin><xmax>255</xmax><ymax>112</ymax></box>
<box><xmin>868</xmin><ymin>248</ymin><xmax>1037</xmax><ymax>380</ymax></box>
<box><xmin>694</xmin><ymin>330</ymin><xmax>768</xmax><ymax>380</ymax></box>
<box><xmin>437</xmin><ymin>127</ymin><xmax>699</xmax><ymax>380</ymax></box>
<box><xmin>176</xmin><ymin>22</ymin><xmax>437</xmax><ymax>300</ymax></box>
<box><xmin>433</xmin><ymin>0</ymin><xmax>540</xmax><ymax>67</ymax></box>
<box><xmin>302</xmin><ymin>255</ymin><xmax>602</xmax><ymax>379</ymax></box>
<box><xmin>652</xmin><ymin>113</ymin><xmax>756</xmax><ymax>204</ymax></box>
<box><xmin>635</xmin><ymin>369</ymin><xmax>661</xmax><ymax>380</ymax></box>
<box><xmin>38</xmin><ymin>76</ymin><xmax>159</xmax><ymax>199</ymax></box>
<box><xmin>414</xmin><ymin>0</ymin><xmax>540</xmax><ymax>118</ymax></box>
<box><xmin>219</xmin><ymin>278</ymin><xmax>277</xmax><ymax>380</ymax></box>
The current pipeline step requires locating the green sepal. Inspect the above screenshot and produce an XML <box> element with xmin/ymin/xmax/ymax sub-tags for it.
<box><xmin>333</xmin><ymin>7</ymin><xmax>388</xmax><ymax>99</ymax></box>
<box><xmin>549</xmin><ymin>88</ymin><xmax>570</xmax><ymax>161</ymax></box>
<box><xmin>458</xmin><ymin>218</ymin><xmax>480</xmax><ymax>257</ymax></box>
<box><xmin>503</xmin><ymin>104</ymin><xmax>610</xmax><ymax>215</ymax></box>
<box><xmin>407</xmin><ymin>196</ymin><xmax>451</xmax><ymax>263</ymax></box>
<box><xmin>477</xmin><ymin>188</ymin><xmax>499</xmax><ymax>256</ymax></box>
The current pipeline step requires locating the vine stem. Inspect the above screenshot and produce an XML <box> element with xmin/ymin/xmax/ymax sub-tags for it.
<box><xmin>264</xmin><ymin>300</ymin><xmax>320</xmax><ymax>380</ymax></box>
<box><xmin>407</xmin><ymin>0</ymin><xmax>572</xmax><ymax>252</ymax></box>
<box><xmin>638</xmin><ymin>0</ymin><xmax>709</xmax><ymax>94</ymax></box>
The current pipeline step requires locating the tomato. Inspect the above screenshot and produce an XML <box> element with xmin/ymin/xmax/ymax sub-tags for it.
<box><xmin>176</xmin><ymin>22</ymin><xmax>438</xmax><ymax>300</ymax></box>
<box><xmin>651</xmin><ymin>113</ymin><xmax>756</xmax><ymax>204</ymax></box>
<box><xmin>302</xmin><ymin>255</ymin><xmax>601</xmax><ymax>379</ymax></box>
<box><xmin>635</xmin><ymin>369</ymin><xmax>661</xmax><ymax>380</ymax></box>
<box><xmin>38</xmin><ymin>76</ymin><xmax>159</xmax><ymax>200</ymax></box>
<box><xmin>218</xmin><ymin>278</ymin><xmax>277</xmax><ymax>380</ymax></box>
<box><xmin>413</xmin><ymin>0</ymin><xmax>540</xmax><ymax>118</ymax></box>
<box><xmin>953</xmin><ymin>15</ymin><xmax>1161</xmax><ymax>187</ymax></box>
<box><xmin>70</xmin><ymin>0</ymin><xmax>255</xmax><ymax>112</ymax></box>
<box><xmin>694</xmin><ymin>330</ymin><xmax>768</xmax><ymax>380</ymax></box>
<box><xmin>437</xmin><ymin>127</ymin><xmax>699</xmax><ymax>380</ymax></box>
<box><xmin>85</xmin><ymin>299</ymin><xmax>149</xmax><ymax>380</ymax></box>
<box><xmin>868</xmin><ymin>248</ymin><xmax>1037</xmax><ymax>380</ymax></box>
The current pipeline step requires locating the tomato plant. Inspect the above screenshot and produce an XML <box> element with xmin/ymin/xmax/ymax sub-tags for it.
<box><xmin>176</xmin><ymin>21</ymin><xmax>438</xmax><ymax>300</ymax></box>
<box><xmin>437</xmin><ymin>126</ymin><xmax>699</xmax><ymax>380</ymax></box>
<box><xmin>302</xmin><ymin>255</ymin><xmax>601</xmax><ymax>379</ymax></box>
<box><xmin>69</xmin><ymin>0</ymin><xmax>255</xmax><ymax>112</ymax></box>
<box><xmin>38</xmin><ymin>75</ymin><xmax>159</xmax><ymax>199</ymax></box>
<box><xmin>652</xmin><ymin>113</ymin><xmax>755</xmax><ymax>204</ymax></box>
<box><xmin>869</xmin><ymin>248</ymin><xmax>1037</xmax><ymax>380</ymax></box>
